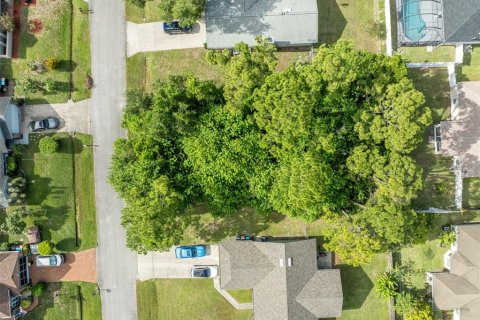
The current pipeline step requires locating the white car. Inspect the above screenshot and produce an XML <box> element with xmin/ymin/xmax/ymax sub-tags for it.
<box><xmin>36</xmin><ymin>254</ymin><xmax>64</xmax><ymax>267</ymax></box>
<box><xmin>190</xmin><ymin>265</ymin><xmax>218</xmax><ymax>278</ymax></box>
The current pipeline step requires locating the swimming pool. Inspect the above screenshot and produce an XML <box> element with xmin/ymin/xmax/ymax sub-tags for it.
<box><xmin>402</xmin><ymin>0</ymin><xmax>427</xmax><ymax>42</ymax></box>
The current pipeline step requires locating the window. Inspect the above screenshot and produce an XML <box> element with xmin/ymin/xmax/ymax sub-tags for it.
<box><xmin>18</xmin><ymin>256</ymin><xmax>29</xmax><ymax>287</ymax></box>
<box><xmin>10</xmin><ymin>295</ymin><xmax>20</xmax><ymax>308</ymax></box>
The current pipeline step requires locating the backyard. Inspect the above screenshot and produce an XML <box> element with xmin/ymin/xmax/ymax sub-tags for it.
<box><xmin>399</xmin><ymin>46</ymin><xmax>456</xmax><ymax>63</ymax></box>
<box><xmin>0</xmin><ymin>133</ymin><xmax>97</xmax><ymax>252</ymax></box>
<box><xmin>458</xmin><ymin>45</ymin><xmax>480</xmax><ymax>81</ymax></box>
<box><xmin>23</xmin><ymin>282</ymin><xmax>101</xmax><ymax>320</ymax></box>
<box><xmin>0</xmin><ymin>0</ymin><xmax>91</xmax><ymax>103</ymax></box>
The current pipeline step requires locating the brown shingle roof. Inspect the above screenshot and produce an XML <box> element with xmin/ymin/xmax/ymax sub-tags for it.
<box><xmin>0</xmin><ymin>251</ymin><xmax>22</xmax><ymax>319</ymax></box>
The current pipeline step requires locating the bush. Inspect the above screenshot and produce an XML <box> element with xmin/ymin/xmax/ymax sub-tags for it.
<box><xmin>0</xmin><ymin>242</ymin><xmax>9</xmax><ymax>251</ymax></box>
<box><xmin>38</xmin><ymin>240</ymin><xmax>55</xmax><ymax>256</ymax></box>
<box><xmin>10</xmin><ymin>96</ymin><xmax>25</xmax><ymax>106</ymax></box>
<box><xmin>11</xmin><ymin>144</ymin><xmax>26</xmax><ymax>157</ymax></box>
<box><xmin>439</xmin><ymin>230</ymin><xmax>456</xmax><ymax>247</ymax></box>
<box><xmin>43</xmin><ymin>78</ymin><xmax>57</xmax><ymax>93</ymax></box>
<box><xmin>126</xmin><ymin>0</ymin><xmax>146</xmax><ymax>7</ymax></box>
<box><xmin>31</xmin><ymin>283</ymin><xmax>46</xmax><ymax>297</ymax></box>
<box><xmin>6</xmin><ymin>157</ymin><xmax>16</xmax><ymax>175</ymax></box>
<box><xmin>0</xmin><ymin>209</ymin><xmax>26</xmax><ymax>234</ymax></box>
<box><xmin>7</xmin><ymin>177</ymin><xmax>26</xmax><ymax>205</ymax></box>
<box><xmin>27</xmin><ymin>60</ymin><xmax>46</xmax><ymax>74</ymax></box>
<box><xmin>15</xmin><ymin>78</ymin><xmax>38</xmax><ymax>96</ymax></box>
<box><xmin>20</xmin><ymin>299</ymin><xmax>32</xmax><ymax>309</ymax></box>
<box><xmin>85</xmin><ymin>75</ymin><xmax>93</xmax><ymax>90</ymax></box>
<box><xmin>0</xmin><ymin>14</ymin><xmax>15</xmax><ymax>32</ymax></box>
<box><xmin>39</xmin><ymin>136</ymin><xmax>59</xmax><ymax>154</ymax></box>
<box><xmin>375</xmin><ymin>270</ymin><xmax>399</xmax><ymax>299</ymax></box>
<box><xmin>43</xmin><ymin>57</ymin><xmax>59</xmax><ymax>71</ymax></box>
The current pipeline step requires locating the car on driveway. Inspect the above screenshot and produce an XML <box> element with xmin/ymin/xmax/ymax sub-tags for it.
<box><xmin>36</xmin><ymin>254</ymin><xmax>64</xmax><ymax>267</ymax></box>
<box><xmin>163</xmin><ymin>21</ymin><xmax>192</xmax><ymax>34</ymax></box>
<box><xmin>175</xmin><ymin>245</ymin><xmax>206</xmax><ymax>259</ymax></box>
<box><xmin>191</xmin><ymin>265</ymin><xmax>218</xmax><ymax>278</ymax></box>
<box><xmin>29</xmin><ymin>117</ymin><xmax>59</xmax><ymax>132</ymax></box>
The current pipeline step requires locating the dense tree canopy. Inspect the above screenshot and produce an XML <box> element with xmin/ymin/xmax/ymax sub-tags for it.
<box><xmin>110</xmin><ymin>41</ymin><xmax>431</xmax><ymax>261</ymax></box>
<box><xmin>158</xmin><ymin>0</ymin><xmax>204</xmax><ymax>27</ymax></box>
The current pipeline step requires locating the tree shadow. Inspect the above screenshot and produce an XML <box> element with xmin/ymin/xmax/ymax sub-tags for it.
<box><xmin>189</xmin><ymin>208</ymin><xmax>286</xmax><ymax>243</ymax></box>
<box><xmin>337</xmin><ymin>264</ymin><xmax>373</xmax><ymax>310</ymax></box>
<box><xmin>56</xmin><ymin>237</ymin><xmax>79</xmax><ymax>252</ymax></box>
<box><xmin>317</xmin><ymin>0</ymin><xmax>347</xmax><ymax>44</ymax></box>
<box><xmin>56</xmin><ymin>60</ymin><xmax>77</xmax><ymax>73</ymax></box>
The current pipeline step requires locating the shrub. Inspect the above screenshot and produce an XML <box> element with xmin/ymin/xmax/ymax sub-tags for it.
<box><xmin>85</xmin><ymin>75</ymin><xmax>93</xmax><ymax>90</ymax></box>
<box><xmin>31</xmin><ymin>283</ymin><xmax>46</xmax><ymax>297</ymax></box>
<box><xmin>38</xmin><ymin>240</ymin><xmax>55</xmax><ymax>256</ymax></box>
<box><xmin>6</xmin><ymin>156</ymin><xmax>16</xmax><ymax>174</ymax></box>
<box><xmin>10</xmin><ymin>96</ymin><xmax>25</xmax><ymax>106</ymax></box>
<box><xmin>27</xmin><ymin>60</ymin><xmax>46</xmax><ymax>74</ymax></box>
<box><xmin>22</xmin><ymin>244</ymin><xmax>30</xmax><ymax>256</ymax></box>
<box><xmin>39</xmin><ymin>136</ymin><xmax>59</xmax><ymax>154</ymax></box>
<box><xmin>20</xmin><ymin>299</ymin><xmax>32</xmax><ymax>309</ymax></box>
<box><xmin>7</xmin><ymin>177</ymin><xmax>26</xmax><ymax>205</ymax></box>
<box><xmin>0</xmin><ymin>209</ymin><xmax>26</xmax><ymax>234</ymax></box>
<box><xmin>15</xmin><ymin>78</ymin><xmax>38</xmax><ymax>96</ymax></box>
<box><xmin>0</xmin><ymin>14</ymin><xmax>15</xmax><ymax>32</ymax></box>
<box><xmin>11</xmin><ymin>144</ymin><xmax>26</xmax><ymax>157</ymax></box>
<box><xmin>439</xmin><ymin>230</ymin><xmax>456</xmax><ymax>247</ymax></box>
<box><xmin>0</xmin><ymin>242</ymin><xmax>9</xmax><ymax>251</ymax></box>
<box><xmin>43</xmin><ymin>78</ymin><xmax>57</xmax><ymax>93</ymax></box>
<box><xmin>43</xmin><ymin>57</ymin><xmax>58</xmax><ymax>71</ymax></box>
<box><xmin>375</xmin><ymin>270</ymin><xmax>399</xmax><ymax>299</ymax></box>
<box><xmin>126</xmin><ymin>0</ymin><xmax>146</xmax><ymax>7</ymax></box>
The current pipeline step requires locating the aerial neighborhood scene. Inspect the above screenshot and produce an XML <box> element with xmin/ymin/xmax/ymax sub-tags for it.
<box><xmin>0</xmin><ymin>0</ymin><xmax>478</xmax><ymax>319</ymax></box>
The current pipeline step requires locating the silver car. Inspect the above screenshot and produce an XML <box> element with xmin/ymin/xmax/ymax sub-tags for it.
<box><xmin>36</xmin><ymin>254</ymin><xmax>64</xmax><ymax>267</ymax></box>
<box><xmin>190</xmin><ymin>265</ymin><xmax>218</xmax><ymax>278</ymax></box>
<box><xmin>28</xmin><ymin>117</ymin><xmax>59</xmax><ymax>132</ymax></box>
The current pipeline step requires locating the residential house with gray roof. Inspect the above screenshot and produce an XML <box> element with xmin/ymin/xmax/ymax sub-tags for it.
<box><xmin>219</xmin><ymin>238</ymin><xmax>343</xmax><ymax>320</ymax></box>
<box><xmin>396</xmin><ymin>0</ymin><xmax>480</xmax><ymax>46</ymax></box>
<box><xmin>205</xmin><ymin>0</ymin><xmax>318</xmax><ymax>49</ymax></box>
<box><xmin>427</xmin><ymin>224</ymin><xmax>480</xmax><ymax>320</ymax></box>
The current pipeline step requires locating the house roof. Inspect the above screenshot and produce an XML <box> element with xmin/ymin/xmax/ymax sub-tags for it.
<box><xmin>443</xmin><ymin>0</ymin><xmax>480</xmax><ymax>43</ymax></box>
<box><xmin>205</xmin><ymin>0</ymin><xmax>318</xmax><ymax>49</ymax></box>
<box><xmin>0</xmin><ymin>252</ymin><xmax>22</xmax><ymax>319</ymax></box>
<box><xmin>430</xmin><ymin>224</ymin><xmax>480</xmax><ymax>316</ymax></box>
<box><xmin>219</xmin><ymin>239</ymin><xmax>343</xmax><ymax>319</ymax></box>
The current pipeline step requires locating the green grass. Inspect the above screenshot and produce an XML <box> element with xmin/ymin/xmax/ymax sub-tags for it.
<box><xmin>126</xmin><ymin>0</ymin><xmax>164</xmax><ymax>23</ymax></box>
<box><xmin>318</xmin><ymin>0</ymin><xmax>381</xmax><ymax>52</ymax></box>
<box><xmin>408</xmin><ymin>68</ymin><xmax>456</xmax><ymax>209</ymax></box>
<box><xmin>458</xmin><ymin>45</ymin><xmax>480</xmax><ymax>81</ymax></box>
<box><xmin>137</xmin><ymin>279</ymin><xmax>252</xmax><ymax>320</ymax></box>
<box><xmin>226</xmin><ymin>290</ymin><xmax>252</xmax><ymax>304</ymax></box>
<box><xmin>463</xmin><ymin>178</ymin><xmax>480</xmax><ymax>209</ymax></box>
<box><xmin>399</xmin><ymin>46</ymin><xmax>456</xmax><ymax>63</ymax></box>
<box><xmin>337</xmin><ymin>254</ymin><xmax>389</xmax><ymax>320</ymax></box>
<box><xmin>23</xmin><ymin>282</ymin><xmax>101</xmax><ymax>320</ymax></box>
<box><xmin>0</xmin><ymin>0</ymin><xmax>91</xmax><ymax>104</ymax></box>
<box><xmin>19</xmin><ymin>133</ymin><xmax>96</xmax><ymax>251</ymax></box>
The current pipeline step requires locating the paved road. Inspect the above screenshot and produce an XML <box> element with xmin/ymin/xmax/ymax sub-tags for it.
<box><xmin>126</xmin><ymin>21</ymin><xmax>206</xmax><ymax>56</ymax></box>
<box><xmin>21</xmin><ymin>100</ymin><xmax>91</xmax><ymax>134</ymax></box>
<box><xmin>90</xmin><ymin>0</ymin><xmax>138</xmax><ymax>319</ymax></box>
<box><xmin>137</xmin><ymin>246</ymin><xmax>219</xmax><ymax>280</ymax></box>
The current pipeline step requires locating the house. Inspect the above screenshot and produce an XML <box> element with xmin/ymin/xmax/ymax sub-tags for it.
<box><xmin>427</xmin><ymin>224</ymin><xmax>480</xmax><ymax>320</ymax></box>
<box><xmin>0</xmin><ymin>252</ymin><xmax>30</xmax><ymax>319</ymax></box>
<box><xmin>219</xmin><ymin>239</ymin><xmax>343</xmax><ymax>320</ymax></box>
<box><xmin>0</xmin><ymin>96</ymin><xmax>21</xmax><ymax>208</ymax></box>
<box><xmin>0</xmin><ymin>0</ymin><xmax>13</xmax><ymax>58</ymax></box>
<box><xmin>396</xmin><ymin>0</ymin><xmax>480</xmax><ymax>46</ymax></box>
<box><xmin>205</xmin><ymin>0</ymin><xmax>318</xmax><ymax>49</ymax></box>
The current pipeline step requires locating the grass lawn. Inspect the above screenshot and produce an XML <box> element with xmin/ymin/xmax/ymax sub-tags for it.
<box><xmin>408</xmin><ymin>68</ymin><xmax>456</xmax><ymax>209</ymax></box>
<box><xmin>458</xmin><ymin>45</ymin><xmax>480</xmax><ymax>81</ymax></box>
<box><xmin>0</xmin><ymin>0</ymin><xmax>91</xmax><ymax>104</ymax></box>
<box><xmin>399</xmin><ymin>46</ymin><xmax>456</xmax><ymax>63</ymax></box>
<box><xmin>23</xmin><ymin>282</ymin><xmax>101</xmax><ymax>320</ymax></box>
<box><xmin>226</xmin><ymin>290</ymin><xmax>252</xmax><ymax>304</ymax></box>
<box><xmin>18</xmin><ymin>133</ymin><xmax>96</xmax><ymax>251</ymax></box>
<box><xmin>318</xmin><ymin>0</ymin><xmax>381</xmax><ymax>52</ymax></box>
<box><xmin>126</xmin><ymin>0</ymin><xmax>163</xmax><ymax>23</ymax></box>
<box><xmin>337</xmin><ymin>254</ymin><xmax>389</xmax><ymax>320</ymax></box>
<box><xmin>137</xmin><ymin>279</ymin><xmax>252</xmax><ymax>320</ymax></box>
<box><xmin>463</xmin><ymin>178</ymin><xmax>480</xmax><ymax>209</ymax></box>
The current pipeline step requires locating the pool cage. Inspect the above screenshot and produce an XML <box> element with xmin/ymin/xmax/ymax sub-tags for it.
<box><xmin>396</xmin><ymin>0</ymin><xmax>444</xmax><ymax>46</ymax></box>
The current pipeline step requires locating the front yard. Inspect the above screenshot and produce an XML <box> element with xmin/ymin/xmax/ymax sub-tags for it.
<box><xmin>0</xmin><ymin>0</ymin><xmax>91</xmax><ymax>103</ymax></box>
<box><xmin>23</xmin><ymin>282</ymin><xmax>101</xmax><ymax>320</ymax></box>
<box><xmin>458</xmin><ymin>44</ymin><xmax>480</xmax><ymax>81</ymax></box>
<box><xmin>399</xmin><ymin>46</ymin><xmax>456</xmax><ymax>63</ymax></box>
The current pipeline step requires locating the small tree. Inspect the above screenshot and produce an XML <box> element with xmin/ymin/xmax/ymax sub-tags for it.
<box><xmin>15</xmin><ymin>78</ymin><xmax>38</xmax><ymax>96</ymax></box>
<box><xmin>31</xmin><ymin>283</ymin><xmax>46</xmax><ymax>297</ymax></box>
<box><xmin>0</xmin><ymin>14</ymin><xmax>15</xmax><ymax>32</ymax></box>
<box><xmin>43</xmin><ymin>78</ymin><xmax>57</xmax><ymax>93</ymax></box>
<box><xmin>43</xmin><ymin>57</ymin><xmax>59</xmax><ymax>71</ymax></box>
<box><xmin>439</xmin><ymin>230</ymin><xmax>456</xmax><ymax>247</ymax></box>
<box><xmin>158</xmin><ymin>0</ymin><xmax>204</xmax><ymax>27</ymax></box>
<box><xmin>375</xmin><ymin>270</ymin><xmax>399</xmax><ymax>299</ymax></box>
<box><xmin>0</xmin><ymin>209</ymin><xmax>26</xmax><ymax>235</ymax></box>
<box><xmin>7</xmin><ymin>177</ymin><xmax>26</xmax><ymax>205</ymax></box>
<box><xmin>39</xmin><ymin>136</ymin><xmax>59</xmax><ymax>154</ymax></box>
<box><xmin>38</xmin><ymin>240</ymin><xmax>55</xmax><ymax>256</ymax></box>
<box><xmin>0</xmin><ymin>242</ymin><xmax>9</xmax><ymax>251</ymax></box>
<box><xmin>6</xmin><ymin>157</ymin><xmax>16</xmax><ymax>175</ymax></box>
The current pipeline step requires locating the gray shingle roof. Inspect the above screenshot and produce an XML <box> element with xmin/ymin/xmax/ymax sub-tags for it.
<box><xmin>205</xmin><ymin>0</ymin><xmax>318</xmax><ymax>49</ymax></box>
<box><xmin>219</xmin><ymin>239</ymin><xmax>343</xmax><ymax>319</ymax></box>
<box><xmin>430</xmin><ymin>224</ymin><xmax>480</xmax><ymax>316</ymax></box>
<box><xmin>443</xmin><ymin>0</ymin><xmax>480</xmax><ymax>43</ymax></box>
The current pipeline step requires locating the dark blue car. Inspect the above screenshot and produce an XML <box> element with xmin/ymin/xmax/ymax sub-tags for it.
<box><xmin>175</xmin><ymin>245</ymin><xmax>206</xmax><ymax>259</ymax></box>
<box><xmin>163</xmin><ymin>21</ymin><xmax>192</xmax><ymax>34</ymax></box>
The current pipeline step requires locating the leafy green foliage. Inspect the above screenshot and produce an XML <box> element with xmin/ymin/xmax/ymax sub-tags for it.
<box><xmin>439</xmin><ymin>230</ymin><xmax>456</xmax><ymax>247</ymax></box>
<box><xmin>43</xmin><ymin>78</ymin><xmax>57</xmax><ymax>93</ymax></box>
<box><xmin>158</xmin><ymin>0</ymin><xmax>204</xmax><ymax>27</ymax></box>
<box><xmin>375</xmin><ymin>270</ymin><xmax>399</xmax><ymax>299</ymax></box>
<box><xmin>31</xmin><ymin>283</ymin><xmax>46</xmax><ymax>297</ymax></box>
<box><xmin>38</xmin><ymin>240</ymin><xmax>55</xmax><ymax>256</ymax></box>
<box><xmin>0</xmin><ymin>14</ymin><xmax>14</xmax><ymax>32</ymax></box>
<box><xmin>0</xmin><ymin>209</ymin><xmax>26</xmax><ymax>235</ymax></box>
<box><xmin>39</xmin><ymin>136</ymin><xmax>59</xmax><ymax>154</ymax></box>
<box><xmin>15</xmin><ymin>78</ymin><xmax>39</xmax><ymax>96</ymax></box>
<box><xmin>6</xmin><ymin>157</ymin><xmax>17</xmax><ymax>175</ymax></box>
<box><xmin>0</xmin><ymin>242</ymin><xmax>8</xmax><ymax>251</ymax></box>
<box><xmin>8</xmin><ymin>177</ymin><xmax>26</xmax><ymax>205</ymax></box>
<box><xmin>43</xmin><ymin>57</ymin><xmax>59</xmax><ymax>71</ymax></box>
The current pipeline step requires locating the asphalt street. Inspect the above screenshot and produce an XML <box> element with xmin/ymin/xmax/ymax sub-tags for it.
<box><xmin>90</xmin><ymin>0</ymin><xmax>138</xmax><ymax>319</ymax></box>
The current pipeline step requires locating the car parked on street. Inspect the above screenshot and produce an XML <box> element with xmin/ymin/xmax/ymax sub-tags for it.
<box><xmin>175</xmin><ymin>245</ymin><xmax>206</xmax><ymax>259</ymax></box>
<box><xmin>36</xmin><ymin>254</ymin><xmax>64</xmax><ymax>267</ymax></box>
<box><xmin>162</xmin><ymin>21</ymin><xmax>192</xmax><ymax>34</ymax></box>
<box><xmin>190</xmin><ymin>265</ymin><xmax>218</xmax><ymax>278</ymax></box>
<box><xmin>28</xmin><ymin>117</ymin><xmax>59</xmax><ymax>132</ymax></box>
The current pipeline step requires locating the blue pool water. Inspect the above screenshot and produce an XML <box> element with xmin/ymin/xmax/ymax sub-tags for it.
<box><xmin>402</xmin><ymin>0</ymin><xmax>427</xmax><ymax>41</ymax></box>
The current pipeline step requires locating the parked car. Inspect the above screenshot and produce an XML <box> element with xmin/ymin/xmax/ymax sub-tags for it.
<box><xmin>175</xmin><ymin>245</ymin><xmax>206</xmax><ymax>259</ymax></box>
<box><xmin>162</xmin><ymin>21</ymin><xmax>192</xmax><ymax>34</ymax></box>
<box><xmin>190</xmin><ymin>265</ymin><xmax>218</xmax><ymax>278</ymax></box>
<box><xmin>28</xmin><ymin>117</ymin><xmax>59</xmax><ymax>132</ymax></box>
<box><xmin>36</xmin><ymin>254</ymin><xmax>64</xmax><ymax>267</ymax></box>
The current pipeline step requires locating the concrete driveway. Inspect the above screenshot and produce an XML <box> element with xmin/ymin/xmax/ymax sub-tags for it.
<box><xmin>126</xmin><ymin>21</ymin><xmax>206</xmax><ymax>57</ymax></box>
<box><xmin>137</xmin><ymin>245</ymin><xmax>219</xmax><ymax>280</ymax></box>
<box><xmin>21</xmin><ymin>99</ymin><xmax>91</xmax><ymax>134</ymax></box>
